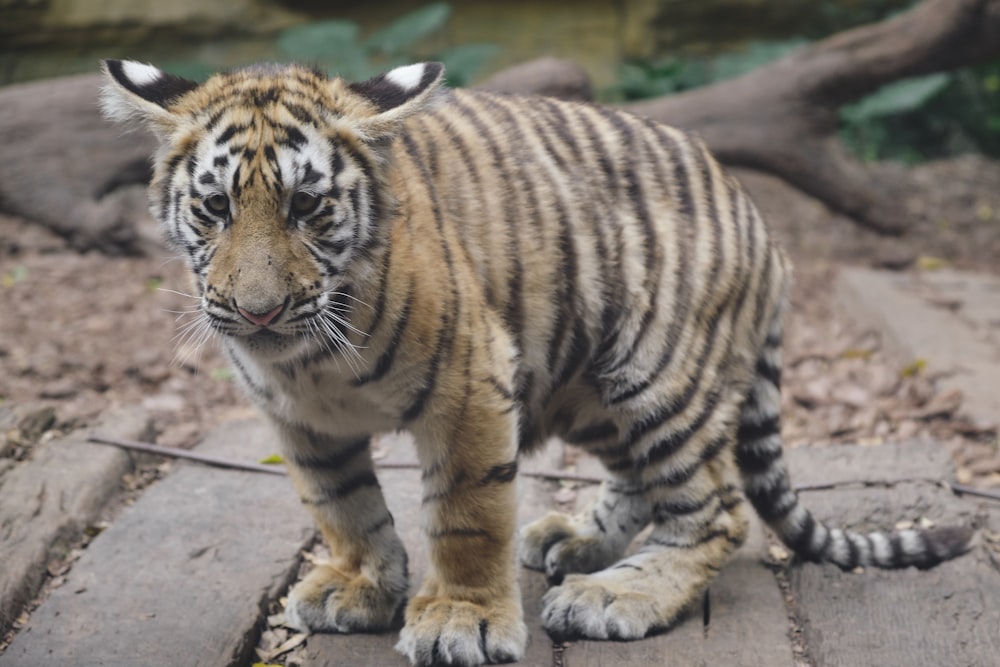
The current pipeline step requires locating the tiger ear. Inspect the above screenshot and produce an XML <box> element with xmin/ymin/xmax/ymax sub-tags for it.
<box><xmin>346</xmin><ymin>62</ymin><xmax>446</xmax><ymax>142</ymax></box>
<box><xmin>100</xmin><ymin>59</ymin><xmax>199</xmax><ymax>136</ymax></box>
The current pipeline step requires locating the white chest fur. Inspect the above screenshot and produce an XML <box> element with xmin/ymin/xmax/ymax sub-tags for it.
<box><xmin>226</xmin><ymin>342</ymin><xmax>401</xmax><ymax>438</ymax></box>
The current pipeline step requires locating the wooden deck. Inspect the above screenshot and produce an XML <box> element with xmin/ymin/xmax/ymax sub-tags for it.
<box><xmin>2</xmin><ymin>418</ymin><xmax>996</xmax><ymax>667</ymax></box>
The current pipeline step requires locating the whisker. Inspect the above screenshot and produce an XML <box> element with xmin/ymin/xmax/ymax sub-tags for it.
<box><xmin>158</xmin><ymin>287</ymin><xmax>200</xmax><ymax>299</ymax></box>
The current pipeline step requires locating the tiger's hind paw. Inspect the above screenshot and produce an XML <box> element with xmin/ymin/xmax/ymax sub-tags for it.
<box><xmin>284</xmin><ymin>563</ymin><xmax>406</xmax><ymax>633</ymax></box>
<box><xmin>519</xmin><ymin>512</ymin><xmax>621</xmax><ymax>581</ymax></box>
<box><xmin>395</xmin><ymin>595</ymin><xmax>526</xmax><ymax>666</ymax></box>
<box><xmin>540</xmin><ymin>573</ymin><xmax>667</xmax><ymax>641</ymax></box>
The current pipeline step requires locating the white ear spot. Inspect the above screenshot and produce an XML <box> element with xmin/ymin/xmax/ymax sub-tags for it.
<box><xmin>121</xmin><ymin>61</ymin><xmax>163</xmax><ymax>86</ymax></box>
<box><xmin>385</xmin><ymin>64</ymin><xmax>427</xmax><ymax>91</ymax></box>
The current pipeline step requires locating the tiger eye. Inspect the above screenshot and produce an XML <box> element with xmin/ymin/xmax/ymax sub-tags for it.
<box><xmin>204</xmin><ymin>193</ymin><xmax>229</xmax><ymax>215</ymax></box>
<box><xmin>291</xmin><ymin>191</ymin><xmax>321</xmax><ymax>216</ymax></box>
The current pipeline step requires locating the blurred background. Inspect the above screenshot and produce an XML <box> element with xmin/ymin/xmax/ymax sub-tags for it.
<box><xmin>3</xmin><ymin>0</ymin><xmax>999</xmax><ymax>163</ymax></box>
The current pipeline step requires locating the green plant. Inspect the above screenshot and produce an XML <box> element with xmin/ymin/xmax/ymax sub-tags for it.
<box><xmin>608</xmin><ymin>39</ymin><xmax>807</xmax><ymax>102</ymax></box>
<box><xmin>275</xmin><ymin>3</ymin><xmax>497</xmax><ymax>87</ymax></box>
<box><xmin>839</xmin><ymin>59</ymin><xmax>1000</xmax><ymax>163</ymax></box>
<box><xmin>612</xmin><ymin>36</ymin><xmax>1000</xmax><ymax>163</ymax></box>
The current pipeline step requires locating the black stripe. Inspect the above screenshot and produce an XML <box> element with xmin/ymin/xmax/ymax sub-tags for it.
<box><xmin>478</xmin><ymin>461</ymin><xmax>518</xmax><ymax>486</ymax></box>
<box><xmin>366</xmin><ymin>514</ymin><xmax>394</xmax><ymax>534</ymax></box>
<box><xmin>429</xmin><ymin>527</ymin><xmax>492</xmax><ymax>541</ymax></box>
<box><xmin>641</xmin><ymin>388</ymin><xmax>723</xmax><ymax>467</ymax></box>
<box><xmin>737</xmin><ymin>415</ymin><xmax>780</xmax><ymax>444</ymax></box>
<box><xmin>640</xmin><ymin>433</ymin><xmax>729</xmax><ymax>492</ymax></box>
<box><xmin>746</xmin><ymin>475</ymin><xmax>796</xmax><ymax>523</ymax></box>
<box><xmin>215</xmin><ymin>123</ymin><xmax>245</xmax><ymax>145</ymax></box>
<box><xmin>396</xmin><ymin>134</ymin><xmax>460</xmax><ymax>423</ymax></box>
<box><xmin>756</xmin><ymin>356</ymin><xmax>782</xmax><ymax>387</ymax></box>
<box><xmin>470</xmin><ymin>96</ymin><xmax>527</xmax><ymax>345</ymax></box>
<box><xmin>352</xmin><ymin>280</ymin><xmax>415</xmax><ymax>386</ymax></box>
<box><xmin>288</xmin><ymin>436</ymin><xmax>369</xmax><ymax>470</ymax></box>
<box><xmin>787</xmin><ymin>512</ymin><xmax>822</xmax><ymax>562</ymax></box>
<box><xmin>567</xmin><ymin>420</ymin><xmax>618</xmax><ymax>444</ymax></box>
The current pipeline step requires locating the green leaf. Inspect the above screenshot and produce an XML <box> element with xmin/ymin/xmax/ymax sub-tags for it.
<box><xmin>259</xmin><ymin>454</ymin><xmax>284</xmax><ymax>465</ymax></box>
<box><xmin>277</xmin><ymin>20</ymin><xmax>362</xmax><ymax>63</ymax></box>
<box><xmin>363</xmin><ymin>3</ymin><xmax>451</xmax><ymax>57</ymax></box>
<box><xmin>436</xmin><ymin>44</ymin><xmax>499</xmax><ymax>86</ymax></box>
<box><xmin>210</xmin><ymin>367</ymin><xmax>234</xmax><ymax>381</ymax></box>
<box><xmin>709</xmin><ymin>39</ymin><xmax>808</xmax><ymax>83</ymax></box>
<box><xmin>842</xmin><ymin>73</ymin><xmax>952</xmax><ymax>122</ymax></box>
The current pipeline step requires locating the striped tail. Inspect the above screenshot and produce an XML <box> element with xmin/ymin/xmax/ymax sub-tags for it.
<box><xmin>735</xmin><ymin>302</ymin><xmax>973</xmax><ymax>570</ymax></box>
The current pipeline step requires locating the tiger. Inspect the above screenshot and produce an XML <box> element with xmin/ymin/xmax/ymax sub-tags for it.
<box><xmin>101</xmin><ymin>58</ymin><xmax>973</xmax><ymax>666</ymax></box>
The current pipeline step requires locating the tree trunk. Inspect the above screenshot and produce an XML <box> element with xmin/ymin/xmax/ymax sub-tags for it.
<box><xmin>623</xmin><ymin>0</ymin><xmax>1000</xmax><ymax>234</ymax></box>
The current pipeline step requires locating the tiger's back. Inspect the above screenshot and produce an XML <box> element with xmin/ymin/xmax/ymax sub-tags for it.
<box><xmin>401</xmin><ymin>89</ymin><xmax>785</xmax><ymax>451</ymax></box>
<box><xmin>102</xmin><ymin>60</ymin><xmax>972</xmax><ymax>667</ymax></box>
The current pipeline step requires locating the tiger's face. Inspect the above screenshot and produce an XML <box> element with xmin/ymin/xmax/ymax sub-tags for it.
<box><xmin>102</xmin><ymin>60</ymin><xmax>444</xmax><ymax>361</ymax></box>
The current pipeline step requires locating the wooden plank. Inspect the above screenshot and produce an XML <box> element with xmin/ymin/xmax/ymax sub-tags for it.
<box><xmin>837</xmin><ymin>267</ymin><xmax>1000</xmax><ymax>419</ymax></box>
<box><xmin>785</xmin><ymin>443</ymin><xmax>999</xmax><ymax>667</ymax></box>
<box><xmin>0</xmin><ymin>405</ymin><xmax>152</xmax><ymax>635</ymax></box>
<box><xmin>0</xmin><ymin>418</ymin><xmax>316</xmax><ymax>667</ymax></box>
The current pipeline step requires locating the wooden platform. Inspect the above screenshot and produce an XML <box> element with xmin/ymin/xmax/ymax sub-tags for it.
<box><xmin>2</xmin><ymin>418</ymin><xmax>996</xmax><ymax>667</ymax></box>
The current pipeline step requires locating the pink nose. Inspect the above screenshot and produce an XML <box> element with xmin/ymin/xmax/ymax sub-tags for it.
<box><xmin>237</xmin><ymin>303</ymin><xmax>284</xmax><ymax>327</ymax></box>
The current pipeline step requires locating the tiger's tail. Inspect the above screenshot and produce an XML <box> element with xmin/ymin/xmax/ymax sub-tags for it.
<box><xmin>735</xmin><ymin>297</ymin><xmax>973</xmax><ymax>570</ymax></box>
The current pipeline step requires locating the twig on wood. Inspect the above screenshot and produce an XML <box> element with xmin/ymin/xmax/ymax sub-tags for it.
<box><xmin>793</xmin><ymin>477</ymin><xmax>945</xmax><ymax>492</ymax></box>
<box><xmin>86</xmin><ymin>434</ymin><xmax>287</xmax><ymax>476</ymax></box>
<box><xmin>88</xmin><ymin>434</ymin><xmax>998</xmax><ymax>502</ymax></box>
<box><xmin>949</xmin><ymin>483</ymin><xmax>1000</xmax><ymax>502</ymax></box>
<box><xmin>86</xmin><ymin>433</ymin><xmax>606</xmax><ymax>484</ymax></box>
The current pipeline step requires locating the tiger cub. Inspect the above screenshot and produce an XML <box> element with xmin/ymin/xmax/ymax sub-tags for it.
<box><xmin>102</xmin><ymin>59</ymin><xmax>972</xmax><ymax>666</ymax></box>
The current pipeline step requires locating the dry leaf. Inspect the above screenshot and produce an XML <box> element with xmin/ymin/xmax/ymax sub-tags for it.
<box><xmin>840</xmin><ymin>347</ymin><xmax>874</xmax><ymax>360</ymax></box>
<box><xmin>894</xmin><ymin>519</ymin><xmax>914</xmax><ymax>531</ymax></box>
<box><xmin>259</xmin><ymin>633</ymin><xmax>308</xmax><ymax>661</ymax></box>
<box><xmin>916</xmin><ymin>256</ymin><xmax>947</xmax><ymax>271</ymax></box>
<box><xmin>552</xmin><ymin>486</ymin><xmax>577</xmax><ymax>504</ymax></box>
<box><xmin>768</xmin><ymin>544</ymin><xmax>790</xmax><ymax>562</ymax></box>
<box><xmin>901</xmin><ymin>359</ymin><xmax>927</xmax><ymax>378</ymax></box>
<box><xmin>918</xmin><ymin>517</ymin><xmax>936</xmax><ymax>529</ymax></box>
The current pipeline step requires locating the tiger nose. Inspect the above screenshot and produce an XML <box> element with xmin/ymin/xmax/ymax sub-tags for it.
<box><xmin>236</xmin><ymin>300</ymin><xmax>286</xmax><ymax>327</ymax></box>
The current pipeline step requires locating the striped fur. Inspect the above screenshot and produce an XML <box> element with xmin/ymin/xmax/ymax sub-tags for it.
<box><xmin>102</xmin><ymin>60</ymin><xmax>973</xmax><ymax>664</ymax></box>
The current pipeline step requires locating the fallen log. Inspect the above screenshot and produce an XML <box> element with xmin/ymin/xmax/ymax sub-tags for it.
<box><xmin>2</xmin><ymin>0</ymin><xmax>998</xmax><ymax>251</ymax></box>
<box><xmin>623</xmin><ymin>0</ymin><xmax>1000</xmax><ymax>234</ymax></box>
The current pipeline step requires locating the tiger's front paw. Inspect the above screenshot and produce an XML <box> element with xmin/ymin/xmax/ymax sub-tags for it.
<box><xmin>395</xmin><ymin>595</ymin><xmax>527</xmax><ymax>666</ymax></box>
<box><xmin>284</xmin><ymin>563</ymin><xmax>406</xmax><ymax>633</ymax></box>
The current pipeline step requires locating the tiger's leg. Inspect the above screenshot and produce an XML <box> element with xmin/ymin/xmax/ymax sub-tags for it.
<box><xmin>520</xmin><ymin>477</ymin><xmax>651</xmax><ymax>582</ymax></box>
<box><xmin>274</xmin><ymin>422</ymin><xmax>409</xmax><ymax>633</ymax></box>
<box><xmin>395</xmin><ymin>402</ymin><xmax>527</xmax><ymax>666</ymax></box>
<box><xmin>541</xmin><ymin>411</ymin><xmax>748</xmax><ymax>640</ymax></box>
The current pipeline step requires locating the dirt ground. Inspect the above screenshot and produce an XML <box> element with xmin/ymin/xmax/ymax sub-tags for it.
<box><xmin>1</xmin><ymin>155</ymin><xmax>999</xmax><ymax>488</ymax></box>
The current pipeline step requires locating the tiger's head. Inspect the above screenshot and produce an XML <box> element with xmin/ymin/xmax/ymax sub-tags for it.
<box><xmin>101</xmin><ymin>60</ymin><xmax>445</xmax><ymax>361</ymax></box>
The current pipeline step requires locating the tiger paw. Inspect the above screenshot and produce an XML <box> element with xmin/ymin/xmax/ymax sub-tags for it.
<box><xmin>284</xmin><ymin>563</ymin><xmax>406</xmax><ymax>633</ymax></box>
<box><xmin>395</xmin><ymin>595</ymin><xmax>527</xmax><ymax>666</ymax></box>
<box><xmin>519</xmin><ymin>512</ymin><xmax>619</xmax><ymax>582</ymax></box>
<box><xmin>541</xmin><ymin>573</ymin><xmax>665</xmax><ymax>641</ymax></box>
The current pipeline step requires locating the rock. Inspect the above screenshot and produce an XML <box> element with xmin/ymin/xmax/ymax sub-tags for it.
<box><xmin>0</xmin><ymin>74</ymin><xmax>159</xmax><ymax>255</ymax></box>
